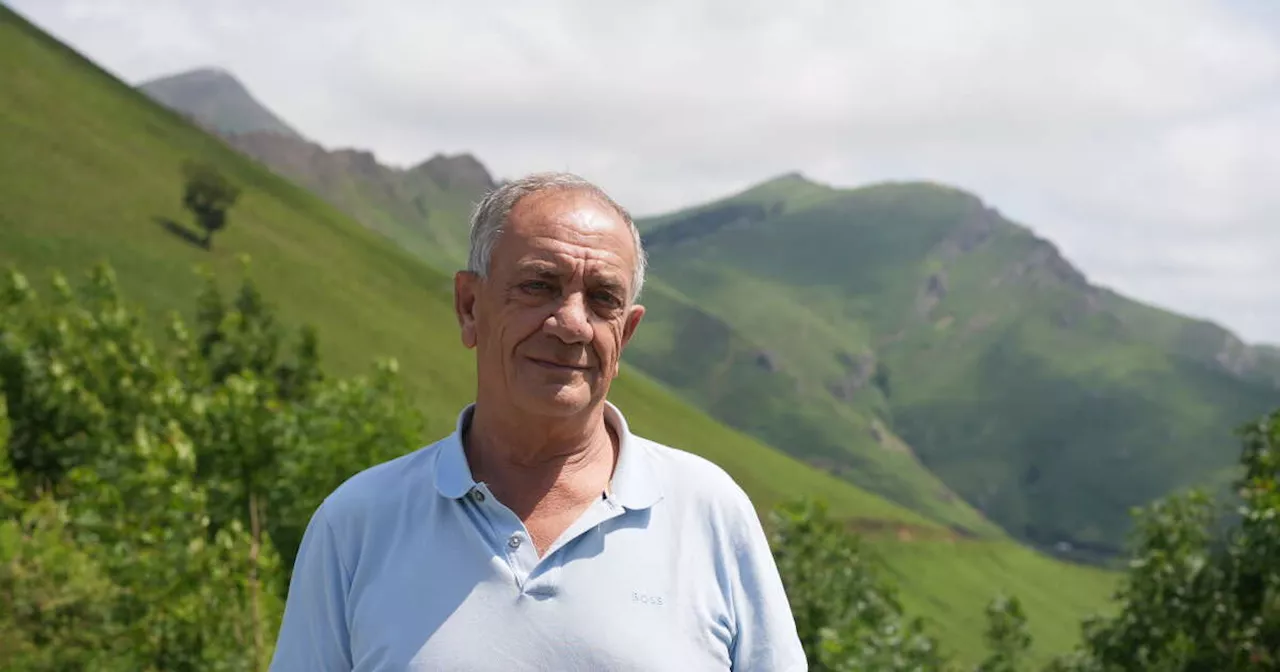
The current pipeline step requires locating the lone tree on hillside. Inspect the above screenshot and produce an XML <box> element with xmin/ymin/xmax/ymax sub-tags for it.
<box><xmin>181</xmin><ymin>160</ymin><xmax>241</xmax><ymax>249</ymax></box>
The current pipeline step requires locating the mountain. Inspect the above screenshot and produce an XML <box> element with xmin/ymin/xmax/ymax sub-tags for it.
<box><xmin>139</xmin><ymin>67</ymin><xmax>494</xmax><ymax>272</ymax></box>
<box><xmin>219</xmin><ymin>131</ymin><xmax>493</xmax><ymax>272</ymax></box>
<box><xmin>632</xmin><ymin>172</ymin><xmax>1280</xmax><ymax>560</ymax></box>
<box><xmin>0</xmin><ymin>6</ymin><xmax>1116</xmax><ymax>663</ymax></box>
<box><xmin>139</xmin><ymin>67</ymin><xmax>303</xmax><ymax>139</ymax></box>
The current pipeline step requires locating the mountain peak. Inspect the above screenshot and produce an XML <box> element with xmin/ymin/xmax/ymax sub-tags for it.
<box><xmin>143</xmin><ymin>66</ymin><xmax>238</xmax><ymax>86</ymax></box>
<box><xmin>409</xmin><ymin>152</ymin><xmax>496</xmax><ymax>194</ymax></box>
<box><xmin>138</xmin><ymin>66</ymin><xmax>303</xmax><ymax>140</ymax></box>
<box><xmin>751</xmin><ymin>170</ymin><xmax>822</xmax><ymax>190</ymax></box>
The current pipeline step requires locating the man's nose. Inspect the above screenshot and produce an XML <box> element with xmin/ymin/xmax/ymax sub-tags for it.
<box><xmin>545</xmin><ymin>292</ymin><xmax>592</xmax><ymax>344</ymax></box>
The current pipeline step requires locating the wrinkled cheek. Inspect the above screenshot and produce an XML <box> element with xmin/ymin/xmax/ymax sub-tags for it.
<box><xmin>602</xmin><ymin>333</ymin><xmax>626</xmax><ymax>376</ymax></box>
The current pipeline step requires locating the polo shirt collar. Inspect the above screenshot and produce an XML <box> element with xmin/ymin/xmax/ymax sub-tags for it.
<box><xmin>432</xmin><ymin>402</ymin><xmax>663</xmax><ymax>510</ymax></box>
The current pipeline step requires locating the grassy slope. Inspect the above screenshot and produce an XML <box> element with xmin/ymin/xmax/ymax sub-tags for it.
<box><xmin>875</xmin><ymin>538</ymin><xmax>1117</xmax><ymax>665</ymax></box>
<box><xmin>629</xmin><ymin>277</ymin><xmax>1003</xmax><ymax>537</ymax></box>
<box><xmin>0</xmin><ymin>7</ymin><xmax>1115</xmax><ymax>662</ymax></box>
<box><xmin>1099</xmin><ymin>288</ymin><xmax>1280</xmax><ymax>387</ymax></box>
<box><xmin>636</xmin><ymin>175</ymin><xmax>1280</xmax><ymax>560</ymax></box>
<box><xmin>632</xmin><ymin>179</ymin><xmax>1005</xmax><ymax>536</ymax></box>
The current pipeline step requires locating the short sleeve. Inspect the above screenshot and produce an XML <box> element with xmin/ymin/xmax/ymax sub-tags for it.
<box><xmin>269</xmin><ymin>502</ymin><xmax>354</xmax><ymax>672</ymax></box>
<box><xmin>726</xmin><ymin>490</ymin><xmax>809</xmax><ymax>671</ymax></box>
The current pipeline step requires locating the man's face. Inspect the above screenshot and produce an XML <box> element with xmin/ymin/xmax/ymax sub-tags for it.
<box><xmin>455</xmin><ymin>189</ymin><xmax>645</xmax><ymax>418</ymax></box>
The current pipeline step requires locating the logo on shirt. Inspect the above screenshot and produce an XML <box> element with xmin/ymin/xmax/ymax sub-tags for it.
<box><xmin>632</xmin><ymin>591</ymin><xmax>664</xmax><ymax>606</ymax></box>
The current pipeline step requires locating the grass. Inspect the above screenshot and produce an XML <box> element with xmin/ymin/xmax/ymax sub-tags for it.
<box><xmin>869</xmin><ymin>537</ymin><xmax>1118</xmax><ymax>665</ymax></box>
<box><xmin>0</xmin><ymin>5</ymin><xmax>1117</xmax><ymax>663</ymax></box>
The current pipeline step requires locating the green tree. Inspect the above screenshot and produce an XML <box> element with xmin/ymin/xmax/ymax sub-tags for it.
<box><xmin>0</xmin><ymin>262</ymin><xmax>424</xmax><ymax>669</ymax></box>
<box><xmin>976</xmin><ymin>593</ymin><xmax>1031</xmax><ymax>672</ymax></box>
<box><xmin>181</xmin><ymin>161</ymin><xmax>241</xmax><ymax>248</ymax></box>
<box><xmin>1051</xmin><ymin>408</ymin><xmax>1280</xmax><ymax>671</ymax></box>
<box><xmin>769</xmin><ymin>497</ymin><xmax>946</xmax><ymax>671</ymax></box>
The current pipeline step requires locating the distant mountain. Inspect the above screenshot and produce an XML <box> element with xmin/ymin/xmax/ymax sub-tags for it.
<box><xmin>136</xmin><ymin>68</ymin><xmax>495</xmax><ymax>271</ymax></box>
<box><xmin>219</xmin><ymin>131</ymin><xmax>494</xmax><ymax>272</ymax></box>
<box><xmin>631</xmin><ymin>173</ymin><xmax>1280</xmax><ymax>560</ymax></box>
<box><xmin>139</xmin><ymin>67</ymin><xmax>303</xmax><ymax>139</ymax></box>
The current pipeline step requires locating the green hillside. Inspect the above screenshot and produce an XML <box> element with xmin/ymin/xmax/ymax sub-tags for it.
<box><xmin>634</xmin><ymin>173</ymin><xmax>1280</xmax><ymax>560</ymax></box>
<box><xmin>630</xmin><ymin>277</ymin><xmax>1003</xmax><ymax>537</ymax></box>
<box><xmin>1098</xmin><ymin>288</ymin><xmax>1280</xmax><ymax>387</ymax></box>
<box><xmin>0</xmin><ymin>5</ymin><xmax>1123</xmax><ymax>663</ymax></box>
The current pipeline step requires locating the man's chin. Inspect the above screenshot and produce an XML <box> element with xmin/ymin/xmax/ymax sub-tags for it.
<box><xmin>515</xmin><ymin>382</ymin><xmax>599</xmax><ymax>417</ymax></box>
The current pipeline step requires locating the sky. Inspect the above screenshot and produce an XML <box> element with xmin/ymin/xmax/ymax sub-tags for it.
<box><xmin>8</xmin><ymin>0</ymin><xmax>1280</xmax><ymax>343</ymax></box>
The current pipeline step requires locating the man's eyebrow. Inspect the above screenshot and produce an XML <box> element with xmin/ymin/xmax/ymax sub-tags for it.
<box><xmin>592</xmin><ymin>277</ymin><xmax>627</xmax><ymax>295</ymax></box>
<box><xmin>514</xmin><ymin>261</ymin><xmax>560</xmax><ymax>276</ymax></box>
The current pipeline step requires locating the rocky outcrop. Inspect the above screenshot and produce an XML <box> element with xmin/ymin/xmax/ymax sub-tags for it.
<box><xmin>408</xmin><ymin>153</ymin><xmax>496</xmax><ymax>194</ymax></box>
<box><xmin>1000</xmin><ymin>239</ymin><xmax>1090</xmax><ymax>291</ymax></box>
<box><xmin>828</xmin><ymin>350</ymin><xmax>878</xmax><ymax>401</ymax></box>
<box><xmin>934</xmin><ymin>203</ymin><xmax>1000</xmax><ymax>261</ymax></box>
<box><xmin>916</xmin><ymin>271</ymin><xmax>948</xmax><ymax>317</ymax></box>
<box><xmin>754</xmin><ymin>350</ymin><xmax>780</xmax><ymax>373</ymax></box>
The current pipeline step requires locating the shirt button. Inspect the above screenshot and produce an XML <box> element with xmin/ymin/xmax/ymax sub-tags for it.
<box><xmin>508</xmin><ymin>535</ymin><xmax>522</xmax><ymax>550</ymax></box>
<box><xmin>471</xmin><ymin>489</ymin><xmax>485</xmax><ymax>503</ymax></box>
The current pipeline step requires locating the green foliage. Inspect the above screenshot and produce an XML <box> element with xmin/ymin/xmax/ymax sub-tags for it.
<box><xmin>0</xmin><ymin>262</ymin><xmax>424</xmax><ymax>669</ymax></box>
<box><xmin>977</xmin><ymin>594</ymin><xmax>1032</xmax><ymax>672</ymax></box>
<box><xmin>771</xmin><ymin>498</ymin><xmax>946</xmax><ymax>670</ymax></box>
<box><xmin>182</xmin><ymin>160</ymin><xmax>241</xmax><ymax>247</ymax></box>
<box><xmin>1048</xmin><ymin>409</ymin><xmax>1280</xmax><ymax>671</ymax></box>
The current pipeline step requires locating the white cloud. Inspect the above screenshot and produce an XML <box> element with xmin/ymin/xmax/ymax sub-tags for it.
<box><xmin>7</xmin><ymin>0</ymin><xmax>1280</xmax><ymax>342</ymax></box>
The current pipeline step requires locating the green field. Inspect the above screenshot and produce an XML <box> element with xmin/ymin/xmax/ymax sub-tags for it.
<box><xmin>0</xmin><ymin>5</ymin><xmax>1116</xmax><ymax>663</ymax></box>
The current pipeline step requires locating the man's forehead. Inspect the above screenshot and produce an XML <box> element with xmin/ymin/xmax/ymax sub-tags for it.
<box><xmin>501</xmin><ymin>189</ymin><xmax>637</xmax><ymax>264</ymax></box>
<box><xmin>510</xmin><ymin>190</ymin><xmax>630</xmax><ymax>239</ymax></box>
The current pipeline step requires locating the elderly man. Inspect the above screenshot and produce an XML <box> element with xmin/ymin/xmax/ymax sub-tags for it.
<box><xmin>269</xmin><ymin>173</ymin><xmax>806</xmax><ymax>671</ymax></box>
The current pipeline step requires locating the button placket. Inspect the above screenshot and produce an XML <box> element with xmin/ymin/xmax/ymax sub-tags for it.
<box><xmin>506</xmin><ymin>531</ymin><xmax>539</xmax><ymax>585</ymax></box>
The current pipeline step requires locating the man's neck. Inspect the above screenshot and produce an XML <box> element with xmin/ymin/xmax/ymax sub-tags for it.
<box><xmin>463</xmin><ymin>401</ymin><xmax>619</xmax><ymax>519</ymax></box>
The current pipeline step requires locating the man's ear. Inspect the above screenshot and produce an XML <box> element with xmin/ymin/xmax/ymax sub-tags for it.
<box><xmin>619</xmin><ymin>303</ymin><xmax>646</xmax><ymax>350</ymax></box>
<box><xmin>454</xmin><ymin>271</ymin><xmax>481</xmax><ymax>349</ymax></box>
<box><xmin>607</xmin><ymin>304</ymin><xmax>645</xmax><ymax>378</ymax></box>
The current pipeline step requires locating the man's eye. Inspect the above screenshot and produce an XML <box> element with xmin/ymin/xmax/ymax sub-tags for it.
<box><xmin>521</xmin><ymin>281</ymin><xmax>554</xmax><ymax>293</ymax></box>
<box><xmin>592</xmin><ymin>291</ymin><xmax>622</xmax><ymax>308</ymax></box>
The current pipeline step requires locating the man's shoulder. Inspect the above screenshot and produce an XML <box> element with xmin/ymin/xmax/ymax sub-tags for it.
<box><xmin>632</xmin><ymin>434</ymin><xmax>755</xmax><ymax>512</ymax></box>
<box><xmin>318</xmin><ymin>437</ymin><xmax>448</xmax><ymax>523</ymax></box>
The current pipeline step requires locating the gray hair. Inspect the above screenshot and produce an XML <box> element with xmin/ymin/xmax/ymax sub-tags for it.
<box><xmin>466</xmin><ymin>171</ymin><xmax>647</xmax><ymax>302</ymax></box>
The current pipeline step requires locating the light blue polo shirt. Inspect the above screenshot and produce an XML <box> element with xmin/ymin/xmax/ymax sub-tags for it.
<box><xmin>269</xmin><ymin>402</ymin><xmax>807</xmax><ymax>671</ymax></box>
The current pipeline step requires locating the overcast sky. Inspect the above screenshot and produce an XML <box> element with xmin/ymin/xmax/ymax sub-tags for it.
<box><xmin>8</xmin><ymin>0</ymin><xmax>1279</xmax><ymax>343</ymax></box>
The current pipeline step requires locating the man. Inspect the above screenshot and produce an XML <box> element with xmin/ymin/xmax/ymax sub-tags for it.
<box><xmin>269</xmin><ymin>172</ymin><xmax>806</xmax><ymax>671</ymax></box>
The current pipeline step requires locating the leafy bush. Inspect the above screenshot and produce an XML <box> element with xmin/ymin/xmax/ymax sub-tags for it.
<box><xmin>0</xmin><ymin>262</ymin><xmax>423</xmax><ymax>670</ymax></box>
<box><xmin>1049</xmin><ymin>409</ymin><xmax>1280</xmax><ymax>671</ymax></box>
<box><xmin>770</xmin><ymin>497</ymin><xmax>946</xmax><ymax>670</ymax></box>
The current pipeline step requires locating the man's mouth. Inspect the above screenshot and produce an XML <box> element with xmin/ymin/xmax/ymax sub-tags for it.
<box><xmin>528</xmin><ymin>357</ymin><xmax>590</xmax><ymax>372</ymax></box>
